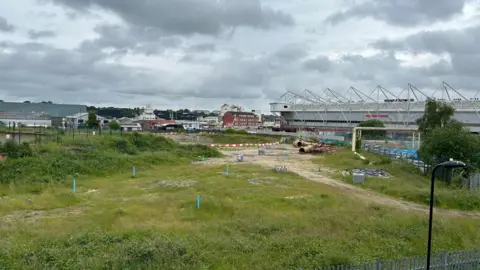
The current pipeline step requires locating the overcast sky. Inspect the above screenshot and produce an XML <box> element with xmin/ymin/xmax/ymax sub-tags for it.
<box><xmin>1</xmin><ymin>0</ymin><xmax>480</xmax><ymax>112</ymax></box>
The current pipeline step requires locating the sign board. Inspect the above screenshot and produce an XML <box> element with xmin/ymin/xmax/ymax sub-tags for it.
<box><xmin>365</xmin><ymin>114</ymin><xmax>388</xmax><ymax>118</ymax></box>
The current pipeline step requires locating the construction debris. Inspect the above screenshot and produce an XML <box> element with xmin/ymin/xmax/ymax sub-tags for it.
<box><xmin>299</xmin><ymin>142</ymin><xmax>337</xmax><ymax>154</ymax></box>
<box><xmin>352</xmin><ymin>168</ymin><xmax>391</xmax><ymax>178</ymax></box>
<box><xmin>293</xmin><ymin>139</ymin><xmax>314</xmax><ymax>148</ymax></box>
<box><xmin>352</xmin><ymin>173</ymin><xmax>365</xmax><ymax>184</ymax></box>
<box><xmin>275</xmin><ymin>165</ymin><xmax>288</xmax><ymax>172</ymax></box>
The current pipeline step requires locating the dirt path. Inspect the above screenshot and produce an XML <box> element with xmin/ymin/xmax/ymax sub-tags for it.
<box><xmin>218</xmin><ymin>146</ymin><xmax>480</xmax><ymax>218</ymax></box>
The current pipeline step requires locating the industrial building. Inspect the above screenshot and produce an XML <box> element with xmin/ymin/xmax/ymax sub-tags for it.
<box><xmin>0</xmin><ymin>102</ymin><xmax>87</xmax><ymax>127</ymax></box>
<box><xmin>270</xmin><ymin>82</ymin><xmax>480</xmax><ymax>133</ymax></box>
<box><xmin>223</xmin><ymin>111</ymin><xmax>260</xmax><ymax>128</ymax></box>
<box><xmin>65</xmin><ymin>112</ymin><xmax>108</xmax><ymax>128</ymax></box>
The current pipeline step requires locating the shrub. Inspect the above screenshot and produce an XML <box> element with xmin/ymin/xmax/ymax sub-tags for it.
<box><xmin>2</xmin><ymin>140</ymin><xmax>34</xmax><ymax>158</ymax></box>
<box><xmin>224</xmin><ymin>128</ymin><xmax>248</xmax><ymax>135</ymax></box>
<box><xmin>0</xmin><ymin>133</ymin><xmax>221</xmax><ymax>185</ymax></box>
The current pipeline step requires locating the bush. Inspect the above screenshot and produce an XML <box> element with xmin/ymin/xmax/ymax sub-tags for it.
<box><xmin>378</xmin><ymin>156</ymin><xmax>392</xmax><ymax>165</ymax></box>
<box><xmin>2</xmin><ymin>140</ymin><xmax>34</xmax><ymax>158</ymax></box>
<box><xmin>0</xmin><ymin>133</ymin><xmax>221</xmax><ymax>185</ymax></box>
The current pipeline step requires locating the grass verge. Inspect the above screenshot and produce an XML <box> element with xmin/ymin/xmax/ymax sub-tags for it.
<box><xmin>1</xmin><ymin>163</ymin><xmax>480</xmax><ymax>269</ymax></box>
<box><xmin>313</xmin><ymin>149</ymin><xmax>480</xmax><ymax>211</ymax></box>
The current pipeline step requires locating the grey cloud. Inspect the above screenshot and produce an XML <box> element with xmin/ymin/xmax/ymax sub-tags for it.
<box><xmin>0</xmin><ymin>41</ymin><xmax>160</xmax><ymax>103</ymax></box>
<box><xmin>333</xmin><ymin>52</ymin><xmax>435</xmax><ymax>88</ymax></box>
<box><xmin>80</xmin><ymin>24</ymin><xmax>184</xmax><ymax>56</ymax></box>
<box><xmin>304</xmin><ymin>56</ymin><xmax>331</xmax><ymax>73</ymax></box>
<box><xmin>49</xmin><ymin>0</ymin><xmax>294</xmax><ymax>36</ymax></box>
<box><xmin>28</xmin><ymin>29</ymin><xmax>57</xmax><ymax>39</ymax></box>
<box><xmin>325</xmin><ymin>0</ymin><xmax>470</xmax><ymax>27</ymax></box>
<box><xmin>0</xmin><ymin>39</ymin><xmax>297</xmax><ymax>104</ymax></box>
<box><xmin>373</xmin><ymin>25</ymin><xmax>480</xmax><ymax>55</ymax></box>
<box><xmin>273</xmin><ymin>44</ymin><xmax>308</xmax><ymax>60</ymax></box>
<box><xmin>0</xmin><ymin>16</ymin><xmax>15</xmax><ymax>32</ymax></box>
<box><xmin>371</xmin><ymin>24</ymin><xmax>480</xmax><ymax>86</ymax></box>
<box><xmin>188</xmin><ymin>43</ymin><xmax>216</xmax><ymax>53</ymax></box>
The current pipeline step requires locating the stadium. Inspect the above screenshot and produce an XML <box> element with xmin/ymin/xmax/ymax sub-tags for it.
<box><xmin>270</xmin><ymin>82</ymin><xmax>480</xmax><ymax>133</ymax></box>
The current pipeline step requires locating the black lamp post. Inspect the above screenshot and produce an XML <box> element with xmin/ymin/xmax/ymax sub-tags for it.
<box><xmin>426</xmin><ymin>159</ymin><xmax>466</xmax><ymax>269</ymax></box>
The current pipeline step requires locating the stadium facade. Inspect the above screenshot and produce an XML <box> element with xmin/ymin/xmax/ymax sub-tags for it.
<box><xmin>270</xmin><ymin>82</ymin><xmax>480</xmax><ymax>133</ymax></box>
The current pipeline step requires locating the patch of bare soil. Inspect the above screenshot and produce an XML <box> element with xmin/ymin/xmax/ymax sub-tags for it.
<box><xmin>215</xmin><ymin>147</ymin><xmax>480</xmax><ymax>218</ymax></box>
<box><xmin>1</xmin><ymin>205</ymin><xmax>87</xmax><ymax>225</ymax></box>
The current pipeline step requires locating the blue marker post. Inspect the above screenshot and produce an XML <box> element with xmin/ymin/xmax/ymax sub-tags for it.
<box><xmin>73</xmin><ymin>179</ymin><xmax>76</xmax><ymax>193</ymax></box>
<box><xmin>226</xmin><ymin>164</ymin><xmax>229</xmax><ymax>176</ymax></box>
<box><xmin>315</xmin><ymin>168</ymin><xmax>319</xmax><ymax>173</ymax></box>
<box><xmin>197</xmin><ymin>194</ymin><xmax>201</xmax><ymax>209</ymax></box>
<box><xmin>202</xmin><ymin>155</ymin><xmax>205</xmax><ymax>163</ymax></box>
<box><xmin>132</xmin><ymin>166</ymin><xmax>136</xmax><ymax>178</ymax></box>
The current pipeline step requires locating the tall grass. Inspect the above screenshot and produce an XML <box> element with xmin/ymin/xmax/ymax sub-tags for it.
<box><xmin>314</xmin><ymin>149</ymin><xmax>480</xmax><ymax>210</ymax></box>
<box><xmin>0</xmin><ymin>133</ymin><xmax>221</xmax><ymax>186</ymax></box>
<box><xmin>1</xmin><ymin>164</ymin><xmax>480</xmax><ymax>269</ymax></box>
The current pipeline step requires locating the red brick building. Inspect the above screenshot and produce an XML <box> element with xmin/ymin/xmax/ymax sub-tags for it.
<box><xmin>223</xmin><ymin>111</ymin><xmax>259</xmax><ymax>128</ymax></box>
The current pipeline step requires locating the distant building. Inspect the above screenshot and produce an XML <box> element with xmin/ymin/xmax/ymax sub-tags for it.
<box><xmin>154</xmin><ymin>110</ymin><xmax>198</xmax><ymax>121</ymax></box>
<box><xmin>261</xmin><ymin>114</ymin><xmax>281</xmax><ymax>128</ymax></box>
<box><xmin>138</xmin><ymin>119</ymin><xmax>176</xmax><ymax>130</ymax></box>
<box><xmin>0</xmin><ymin>101</ymin><xmax>87</xmax><ymax>127</ymax></box>
<box><xmin>250</xmin><ymin>109</ymin><xmax>262</xmax><ymax>121</ymax></box>
<box><xmin>197</xmin><ymin>116</ymin><xmax>220</xmax><ymax>123</ymax></box>
<box><xmin>65</xmin><ymin>112</ymin><xmax>107</xmax><ymax>128</ymax></box>
<box><xmin>223</xmin><ymin>111</ymin><xmax>259</xmax><ymax>128</ymax></box>
<box><xmin>120</xmin><ymin>123</ymin><xmax>142</xmax><ymax>132</ymax></box>
<box><xmin>220</xmin><ymin>104</ymin><xmax>242</xmax><ymax>117</ymax></box>
<box><xmin>135</xmin><ymin>105</ymin><xmax>157</xmax><ymax>120</ymax></box>
<box><xmin>0</xmin><ymin>102</ymin><xmax>87</xmax><ymax>117</ymax></box>
<box><xmin>0</xmin><ymin>112</ymin><xmax>51</xmax><ymax>127</ymax></box>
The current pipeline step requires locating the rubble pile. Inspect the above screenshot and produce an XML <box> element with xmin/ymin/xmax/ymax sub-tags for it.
<box><xmin>352</xmin><ymin>168</ymin><xmax>391</xmax><ymax>178</ymax></box>
<box><xmin>298</xmin><ymin>142</ymin><xmax>338</xmax><ymax>154</ymax></box>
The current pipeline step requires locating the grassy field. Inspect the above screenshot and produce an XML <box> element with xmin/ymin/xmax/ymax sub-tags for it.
<box><xmin>313</xmin><ymin>149</ymin><xmax>480</xmax><ymax>211</ymax></box>
<box><xmin>2</xmin><ymin>135</ymin><xmax>480</xmax><ymax>269</ymax></box>
<box><xmin>202</xmin><ymin>133</ymin><xmax>281</xmax><ymax>145</ymax></box>
<box><xmin>1</xmin><ymin>162</ymin><xmax>480</xmax><ymax>269</ymax></box>
<box><xmin>0</xmin><ymin>133</ymin><xmax>220</xmax><ymax>186</ymax></box>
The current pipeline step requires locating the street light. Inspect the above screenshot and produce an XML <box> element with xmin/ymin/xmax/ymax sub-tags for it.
<box><xmin>426</xmin><ymin>159</ymin><xmax>466</xmax><ymax>269</ymax></box>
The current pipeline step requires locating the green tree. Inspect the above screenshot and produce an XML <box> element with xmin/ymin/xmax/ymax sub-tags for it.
<box><xmin>416</xmin><ymin>98</ymin><xmax>455</xmax><ymax>135</ymax></box>
<box><xmin>357</xmin><ymin>119</ymin><xmax>386</xmax><ymax>137</ymax></box>
<box><xmin>86</xmin><ymin>111</ymin><xmax>98</xmax><ymax>128</ymax></box>
<box><xmin>419</xmin><ymin>121</ymin><xmax>480</xmax><ymax>178</ymax></box>
<box><xmin>108</xmin><ymin>121</ymin><xmax>121</xmax><ymax>130</ymax></box>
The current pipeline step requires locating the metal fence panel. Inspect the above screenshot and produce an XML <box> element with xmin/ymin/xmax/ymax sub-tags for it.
<box><xmin>317</xmin><ymin>250</ymin><xmax>480</xmax><ymax>270</ymax></box>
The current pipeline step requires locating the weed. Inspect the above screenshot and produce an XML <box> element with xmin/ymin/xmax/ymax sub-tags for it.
<box><xmin>0</xmin><ymin>133</ymin><xmax>221</xmax><ymax>185</ymax></box>
<box><xmin>315</xmin><ymin>149</ymin><xmax>480</xmax><ymax>211</ymax></box>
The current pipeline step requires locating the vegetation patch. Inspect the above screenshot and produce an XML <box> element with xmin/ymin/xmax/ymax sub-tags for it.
<box><xmin>0</xmin><ymin>133</ymin><xmax>221</xmax><ymax>186</ymax></box>
<box><xmin>1</xmin><ymin>164</ymin><xmax>480</xmax><ymax>269</ymax></box>
<box><xmin>314</xmin><ymin>149</ymin><xmax>480</xmax><ymax>210</ymax></box>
